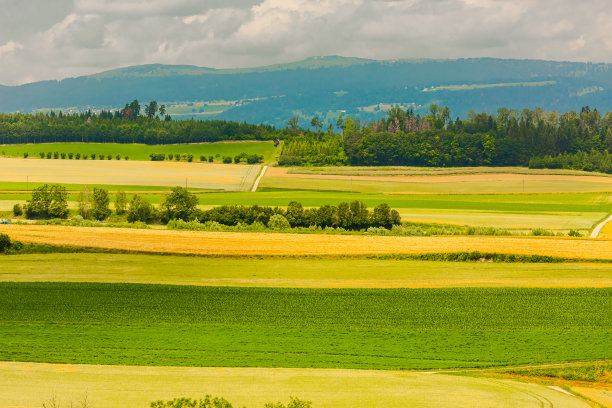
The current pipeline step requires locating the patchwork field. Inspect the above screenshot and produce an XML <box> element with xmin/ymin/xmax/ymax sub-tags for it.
<box><xmin>261</xmin><ymin>167</ymin><xmax>612</xmax><ymax>194</ymax></box>
<box><xmin>0</xmin><ymin>362</ymin><xmax>592</xmax><ymax>408</ymax></box>
<box><xmin>1</xmin><ymin>224</ymin><xmax>610</xmax><ymax>259</ymax></box>
<box><xmin>0</xmin><ymin>141</ymin><xmax>278</xmax><ymax>162</ymax></box>
<box><xmin>1</xmin><ymin>283</ymin><xmax>610</xmax><ymax>369</ymax></box>
<box><xmin>0</xmin><ymin>158</ymin><xmax>260</xmax><ymax>191</ymax></box>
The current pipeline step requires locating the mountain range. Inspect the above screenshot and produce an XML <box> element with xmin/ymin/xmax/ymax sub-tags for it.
<box><xmin>1</xmin><ymin>56</ymin><xmax>611</xmax><ymax>127</ymax></box>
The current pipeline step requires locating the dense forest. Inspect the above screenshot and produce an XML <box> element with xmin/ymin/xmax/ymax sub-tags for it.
<box><xmin>280</xmin><ymin>106</ymin><xmax>612</xmax><ymax>171</ymax></box>
<box><xmin>0</xmin><ymin>100</ymin><xmax>280</xmax><ymax>145</ymax></box>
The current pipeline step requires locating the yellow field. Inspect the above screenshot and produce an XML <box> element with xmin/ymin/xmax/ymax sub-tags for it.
<box><xmin>0</xmin><ymin>158</ymin><xmax>260</xmax><ymax>191</ymax></box>
<box><xmin>600</xmin><ymin>221</ymin><xmax>612</xmax><ymax>239</ymax></box>
<box><xmin>0</xmin><ymin>224</ymin><xmax>610</xmax><ymax>259</ymax></box>
<box><xmin>0</xmin><ymin>362</ymin><xmax>593</xmax><ymax>408</ymax></box>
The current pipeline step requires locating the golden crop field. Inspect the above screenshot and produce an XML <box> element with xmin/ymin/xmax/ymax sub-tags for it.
<box><xmin>0</xmin><ymin>158</ymin><xmax>260</xmax><ymax>191</ymax></box>
<box><xmin>599</xmin><ymin>221</ymin><xmax>612</xmax><ymax>239</ymax></box>
<box><xmin>0</xmin><ymin>362</ymin><xmax>593</xmax><ymax>408</ymax></box>
<box><xmin>1</xmin><ymin>224</ymin><xmax>610</xmax><ymax>260</ymax></box>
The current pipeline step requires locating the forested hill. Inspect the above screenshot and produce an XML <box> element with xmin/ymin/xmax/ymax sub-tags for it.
<box><xmin>1</xmin><ymin>57</ymin><xmax>612</xmax><ymax>127</ymax></box>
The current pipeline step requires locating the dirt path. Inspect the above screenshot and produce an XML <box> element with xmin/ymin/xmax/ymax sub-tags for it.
<box><xmin>251</xmin><ymin>165</ymin><xmax>268</xmax><ymax>192</ymax></box>
<box><xmin>590</xmin><ymin>215</ymin><xmax>612</xmax><ymax>238</ymax></box>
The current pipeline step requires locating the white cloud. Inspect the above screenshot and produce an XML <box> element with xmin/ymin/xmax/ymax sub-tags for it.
<box><xmin>1</xmin><ymin>0</ymin><xmax>612</xmax><ymax>85</ymax></box>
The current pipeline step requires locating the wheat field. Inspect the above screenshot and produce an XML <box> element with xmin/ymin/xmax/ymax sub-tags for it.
<box><xmin>1</xmin><ymin>224</ymin><xmax>610</xmax><ymax>259</ymax></box>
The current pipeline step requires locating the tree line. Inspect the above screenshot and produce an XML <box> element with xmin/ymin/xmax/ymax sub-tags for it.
<box><xmin>0</xmin><ymin>100</ymin><xmax>281</xmax><ymax>145</ymax></box>
<box><xmin>280</xmin><ymin>106</ymin><xmax>612</xmax><ymax>167</ymax></box>
<box><xmin>16</xmin><ymin>184</ymin><xmax>402</xmax><ymax>230</ymax></box>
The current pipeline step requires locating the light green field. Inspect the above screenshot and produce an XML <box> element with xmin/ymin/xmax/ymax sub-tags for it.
<box><xmin>260</xmin><ymin>176</ymin><xmax>612</xmax><ymax>193</ymax></box>
<box><xmin>3</xmin><ymin>254</ymin><xmax>612</xmax><ymax>288</ymax></box>
<box><xmin>0</xmin><ymin>141</ymin><xmax>278</xmax><ymax>161</ymax></box>
<box><xmin>0</xmin><ymin>362</ymin><xmax>591</xmax><ymax>408</ymax></box>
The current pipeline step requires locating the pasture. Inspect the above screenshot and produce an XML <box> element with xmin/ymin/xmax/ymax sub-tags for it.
<box><xmin>0</xmin><ymin>141</ymin><xmax>278</xmax><ymax>162</ymax></box>
<box><xmin>0</xmin><ymin>362</ymin><xmax>592</xmax><ymax>408</ymax></box>
<box><xmin>3</xmin><ymin>253</ymin><xmax>612</xmax><ymax>288</ymax></box>
<box><xmin>1</xmin><ymin>225</ymin><xmax>610</xmax><ymax>259</ymax></box>
<box><xmin>0</xmin><ymin>158</ymin><xmax>260</xmax><ymax>191</ymax></box>
<box><xmin>0</xmin><ymin>283</ymin><xmax>610</xmax><ymax>369</ymax></box>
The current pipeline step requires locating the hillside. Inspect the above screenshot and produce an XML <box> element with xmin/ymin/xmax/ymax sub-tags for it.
<box><xmin>1</xmin><ymin>56</ymin><xmax>611</xmax><ymax>127</ymax></box>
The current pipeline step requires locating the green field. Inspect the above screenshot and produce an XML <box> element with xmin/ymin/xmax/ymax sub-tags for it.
<box><xmin>1</xmin><ymin>282</ymin><xmax>610</xmax><ymax>369</ymax></box>
<box><xmin>0</xmin><ymin>141</ymin><xmax>278</xmax><ymax>162</ymax></box>
<box><xmin>3</xmin><ymin>254</ymin><xmax>612</xmax><ymax>288</ymax></box>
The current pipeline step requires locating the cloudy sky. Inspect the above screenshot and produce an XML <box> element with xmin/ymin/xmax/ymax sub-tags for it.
<box><xmin>0</xmin><ymin>0</ymin><xmax>611</xmax><ymax>85</ymax></box>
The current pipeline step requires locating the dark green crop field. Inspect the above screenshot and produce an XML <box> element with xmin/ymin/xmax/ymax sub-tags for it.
<box><xmin>1</xmin><ymin>283</ymin><xmax>610</xmax><ymax>370</ymax></box>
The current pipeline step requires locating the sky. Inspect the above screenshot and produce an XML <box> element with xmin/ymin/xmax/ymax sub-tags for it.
<box><xmin>0</xmin><ymin>0</ymin><xmax>611</xmax><ymax>86</ymax></box>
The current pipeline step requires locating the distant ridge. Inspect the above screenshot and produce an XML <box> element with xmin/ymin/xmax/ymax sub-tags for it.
<box><xmin>1</xmin><ymin>56</ymin><xmax>611</xmax><ymax>126</ymax></box>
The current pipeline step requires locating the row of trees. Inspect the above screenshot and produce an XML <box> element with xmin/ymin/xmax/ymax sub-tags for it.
<box><xmin>197</xmin><ymin>201</ymin><xmax>402</xmax><ymax>230</ymax></box>
<box><xmin>18</xmin><ymin>185</ymin><xmax>401</xmax><ymax>230</ymax></box>
<box><xmin>149</xmin><ymin>152</ymin><xmax>263</xmax><ymax>164</ymax></box>
<box><xmin>36</xmin><ymin>152</ymin><xmax>128</xmax><ymax>160</ymax></box>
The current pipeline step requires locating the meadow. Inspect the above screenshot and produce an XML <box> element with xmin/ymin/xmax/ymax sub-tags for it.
<box><xmin>3</xmin><ymin>253</ymin><xmax>612</xmax><ymax>288</ymax></box>
<box><xmin>0</xmin><ymin>362</ymin><xmax>591</xmax><ymax>408</ymax></box>
<box><xmin>0</xmin><ymin>283</ymin><xmax>610</xmax><ymax>369</ymax></box>
<box><xmin>0</xmin><ymin>141</ymin><xmax>278</xmax><ymax>162</ymax></box>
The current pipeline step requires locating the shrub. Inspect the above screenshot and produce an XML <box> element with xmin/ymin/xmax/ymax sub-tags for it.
<box><xmin>124</xmin><ymin>156</ymin><xmax>129</xmax><ymax>160</ymax></box>
<box><xmin>150</xmin><ymin>395</ymin><xmax>232</xmax><ymax>408</ymax></box>
<box><xmin>168</xmin><ymin>154</ymin><xmax>174</xmax><ymax>160</ymax></box>
<box><xmin>75</xmin><ymin>153</ymin><xmax>81</xmax><ymax>160</ymax></box>
<box><xmin>60</xmin><ymin>152</ymin><xmax>66</xmax><ymax>159</ymax></box>
<box><xmin>68</xmin><ymin>153</ymin><xmax>74</xmax><ymax>159</ymax></box>
<box><xmin>531</xmin><ymin>228</ymin><xmax>555</xmax><ymax>236</ymax></box>
<box><xmin>99</xmin><ymin>154</ymin><xmax>105</xmax><ymax>160</ymax></box>
<box><xmin>13</xmin><ymin>203</ymin><xmax>23</xmax><ymax>217</ymax></box>
<box><xmin>568</xmin><ymin>229</ymin><xmax>583</xmax><ymax>237</ymax></box>
<box><xmin>187</xmin><ymin>154</ymin><xmax>193</xmax><ymax>162</ymax></box>
<box><xmin>175</xmin><ymin>154</ymin><xmax>182</xmax><ymax>161</ymax></box>
<box><xmin>91</xmin><ymin>154</ymin><xmax>96</xmax><ymax>160</ymax></box>
<box><xmin>46</xmin><ymin>152</ymin><xmax>52</xmax><ymax>159</ymax></box>
<box><xmin>246</xmin><ymin>154</ymin><xmax>264</xmax><ymax>164</ymax></box>
<box><xmin>53</xmin><ymin>152</ymin><xmax>59</xmax><ymax>159</ymax></box>
<box><xmin>39</xmin><ymin>152</ymin><xmax>44</xmax><ymax>158</ymax></box>
<box><xmin>0</xmin><ymin>233</ymin><xmax>11</xmax><ymax>253</ymax></box>
<box><xmin>268</xmin><ymin>214</ymin><xmax>290</xmax><ymax>230</ymax></box>
<box><xmin>23</xmin><ymin>152</ymin><xmax>29</xmax><ymax>158</ymax></box>
<box><xmin>115</xmin><ymin>154</ymin><xmax>121</xmax><ymax>160</ymax></box>
<box><xmin>208</xmin><ymin>155</ymin><xmax>214</xmax><ymax>162</ymax></box>
<box><xmin>107</xmin><ymin>155</ymin><xmax>112</xmax><ymax>160</ymax></box>
<box><xmin>150</xmin><ymin>153</ymin><xmax>166</xmax><ymax>161</ymax></box>
<box><xmin>200</xmin><ymin>155</ymin><xmax>206</xmax><ymax>162</ymax></box>
<box><xmin>222</xmin><ymin>156</ymin><xmax>232</xmax><ymax>164</ymax></box>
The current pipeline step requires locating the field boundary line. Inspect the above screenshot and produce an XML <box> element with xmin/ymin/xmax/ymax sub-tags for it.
<box><xmin>251</xmin><ymin>165</ymin><xmax>268</xmax><ymax>192</ymax></box>
<box><xmin>590</xmin><ymin>214</ymin><xmax>612</xmax><ymax>238</ymax></box>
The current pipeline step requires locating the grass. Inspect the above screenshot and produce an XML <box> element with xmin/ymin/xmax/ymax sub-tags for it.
<box><xmin>260</xmin><ymin>176</ymin><xmax>612</xmax><ymax>194</ymax></box>
<box><xmin>286</xmin><ymin>166</ymin><xmax>612</xmax><ymax>177</ymax></box>
<box><xmin>3</xmin><ymin>253</ymin><xmax>612</xmax><ymax>288</ymax></box>
<box><xmin>1</xmin><ymin>225</ymin><xmax>610</xmax><ymax>259</ymax></box>
<box><xmin>0</xmin><ymin>283</ymin><xmax>610</xmax><ymax>369</ymax></box>
<box><xmin>0</xmin><ymin>363</ymin><xmax>591</xmax><ymax>408</ymax></box>
<box><xmin>0</xmin><ymin>141</ymin><xmax>278</xmax><ymax>162</ymax></box>
<box><xmin>500</xmin><ymin>361</ymin><xmax>612</xmax><ymax>383</ymax></box>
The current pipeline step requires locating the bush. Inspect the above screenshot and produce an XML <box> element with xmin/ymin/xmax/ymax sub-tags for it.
<box><xmin>268</xmin><ymin>214</ymin><xmax>290</xmax><ymax>230</ymax></box>
<box><xmin>531</xmin><ymin>228</ymin><xmax>556</xmax><ymax>236</ymax></box>
<box><xmin>208</xmin><ymin>155</ymin><xmax>214</xmax><ymax>162</ymax></box>
<box><xmin>115</xmin><ymin>191</ymin><xmax>127</xmax><ymax>215</ymax></box>
<box><xmin>168</xmin><ymin>154</ymin><xmax>174</xmax><ymax>160</ymax></box>
<box><xmin>568</xmin><ymin>229</ymin><xmax>583</xmax><ymax>237</ymax></box>
<box><xmin>115</xmin><ymin>154</ymin><xmax>121</xmax><ymax>160</ymax></box>
<box><xmin>53</xmin><ymin>152</ymin><xmax>59</xmax><ymax>159</ymax></box>
<box><xmin>46</xmin><ymin>152</ymin><xmax>52</xmax><ymax>159</ymax></box>
<box><xmin>0</xmin><ymin>233</ymin><xmax>11</xmax><ymax>253</ymax></box>
<box><xmin>68</xmin><ymin>152</ymin><xmax>74</xmax><ymax>159</ymax></box>
<box><xmin>13</xmin><ymin>203</ymin><xmax>23</xmax><ymax>217</ymax></box>
<box><xmin>23</xmin><ymin>152</ymin><xmax>29</xmax><ymax>158</ymax></box>
<box><xmin>222</xmin><ymin>156</ymin><xmax>232</xmax><ymax>164</ymax></box>
<box><xmin>150</xmin><ymin>153</ymin><xmax>166</xmax><ymax>161</ymax></box>
<box><xmin>39</xmin><ymin>152</ymin><xmax>44</xmax><ymax>158</ymax></box>
<box><xmin>107</xmin><ymin>154</ymin><xmax>112</xmax><ymax>160</ymax></box>
<box><xmin>124</xmin><ymin>156</ymin><xmax>129</xmax><ymax>160</ymax></box>
<box><xmin>246</xmin><ymin>154</ymin><xmax>264</xmax><ymax>164</ymax></box>
<box><xmin>75</xmin><ymin>153</ymin><xmax>81</xmax><ymax>160</ymax></box>
<box><xmin>187</xmin><ymin>154</ymin><xmax>193</xmax><ymax>162</ymax></box>
<box><xmin>60</xmin><ymin>152</ymin><xmax>66</xmax><ymax>159</ymax></box>
<box><xmin>91</xmin><ymin>154</ymin><xmax>96</xmax><ymax>160</ymax></box>
<box><xmin>200</xmin><ymin>155</ymin><xmax>206</xmax><ymax>162</ymax></box>
<box><xmin>99</xmin><ymin>154</ymin><xmax>104</xmax><ymax>160</ymax></box>
<box><xmin>150</xmin><ymin>395</ymin><xmax>232</xmax><ymax>408</ymax></box>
